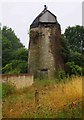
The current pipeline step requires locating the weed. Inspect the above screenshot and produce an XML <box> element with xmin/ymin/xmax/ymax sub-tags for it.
<box><xmin>2</xmin><ymin>82</ymin><xmax>16</xmax><ymax>97</ymax></box>
<box><xmin>0</xmin><ymin>83</ymin><xmax>2</xmax><ymax>98</ymax></box>
<box><xmin>56</xmin><ymin>101</ymin><xmax>82</xmax><ymax>118</ymax></box>
<box><xmin>34</xmin><ymin>78</ymin><xmax>56</xmax><ymax>88</ymax></box>
<box><xmin>2</xmin><ymin>76</ymin><xmax>83</xmax><ymax>118</ymax></box>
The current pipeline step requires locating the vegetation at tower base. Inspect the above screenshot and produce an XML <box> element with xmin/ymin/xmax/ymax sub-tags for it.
<box><xmin>2</xmin><ymin>26</ymin><xmax>28</xmax><ymax>74</ymax></box>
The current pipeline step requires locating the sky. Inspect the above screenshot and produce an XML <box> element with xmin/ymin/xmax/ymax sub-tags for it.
<box><xmin>0</xmin><ymin>0</ymin><xmax>83</xmax><ymax>48</ymax></box>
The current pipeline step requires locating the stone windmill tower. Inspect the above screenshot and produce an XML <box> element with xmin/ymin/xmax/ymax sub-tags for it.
<box><xmin>28</xmin><ymin>5</ymin><xmax>64</xmax><ymax>78</ymax></box>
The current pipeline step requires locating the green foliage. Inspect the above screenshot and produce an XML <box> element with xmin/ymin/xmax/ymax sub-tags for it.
<box><xmin>0</xmin><ymin>83</ymin><xmax>2</xmax><ymax>98</ymax></box>
<box><xmin>64</xmin><ymin>25</ymin><xmax>84</xmax><ymax>53</ymax></box>
<box><xmin>56</xmin><ymin>101</ymin><xmax>82</xmax><ymax>118</ymax></box>
<box><xmin>54</xmin><ymin>69</ymin><xmax>68</xmax><ymax>83</ymax></box>
<box><xmin>61</xmin><ymin>25</ymin><xmax>84</xmax><ymax>75</ymax></box>
<box><xmin>13</xmin><ymin>47</ymin><xmax>28</xmax><ymax>61</ymax></box>
<box><xmin>60</xmin><ymin>35</ymin><xmax>70</xmax><ymax>62</ymax></box>
<box><xmin>2</xmin><ymin>26</ymin><xmax>28</xmax><ymax>74</ymax></box>
<box><xmin>2</xmin><ymin>60</ymin><xmax>28</xmax><ymax>74</ymax></box>
<box><xmin>2</xmin><ymin>82</ymin><xmax>16</xmax><ymax>97</ymax></box>
<box><xmin>2</xmin><ymin>26</ymin><xmax>24</xmax><ymax>67</ymax></box>
<box><xmin>22</xmin><ymin>105</ymin><xmax>52</xmax><ymax>118</ymax></box>
<box><xmin>66</xmin><ymin>62</ymin><xmax>82</xmax><ymax>75</ymax></box>
<box><xmin>57</xmin><ymin>69</ymin><xmax>66</xmax><ymax>80</ymax></box>
<box><xmin>69</xmin><ymin>51</ymin><xmax>83</xmax><ymax>66</ymax></box>
<box><xmin>34</xmin><ymin>78</ymin><xmax>56</xmax><ymax>88</ymax></box>
<box><xmin>2</xmin><ymin>26</ymin><xmax>23</xmax><ymax>50</ymax></box>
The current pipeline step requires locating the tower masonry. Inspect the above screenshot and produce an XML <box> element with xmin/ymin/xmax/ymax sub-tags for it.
<box><xmin>28</xmin><ymin>5</ymin><xmax>65</xmax><ymax>78</ymax></box>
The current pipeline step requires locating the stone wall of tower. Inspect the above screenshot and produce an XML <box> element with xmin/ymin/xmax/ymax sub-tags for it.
<box><xmin>28</xmin><ymin>25</ymin><xmax>64</xmax><ymax>78</ymax></box>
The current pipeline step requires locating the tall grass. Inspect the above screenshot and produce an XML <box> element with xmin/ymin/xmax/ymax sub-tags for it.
<box><xmin>0</xmin><ymin>83</ymin><xmax>2</xmax><ymax>98</ymax></box>
<box><xmin>2</xmin><ymin>76</ymin><xmax>82</xmax><ymax>118</ymax></box>
<box><xmin>2</xmin><ymin>82</ymin><xmax>16</xmax><ymax>97</ymax></box>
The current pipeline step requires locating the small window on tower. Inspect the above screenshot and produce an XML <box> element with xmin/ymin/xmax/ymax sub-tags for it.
<box><xmin>40</xmin><ymin>68</ymin><xmax>48</xmax><ymax>79</ymax></box>
<box><xmin>40</xmin><ymin>68</ymin><xmax>48</xmax><ymax>72</ymax></box>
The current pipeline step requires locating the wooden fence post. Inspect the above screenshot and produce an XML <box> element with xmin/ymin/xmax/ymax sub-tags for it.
<box><xmin>35</xmin><ymin>89</ymin><xmax>39</xmax><ymax>107</ymax></box>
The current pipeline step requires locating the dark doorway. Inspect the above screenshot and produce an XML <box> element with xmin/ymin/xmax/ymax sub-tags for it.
<box><xmin>40</xmin><ymin>68</ymin><xmax>48</xmax><ymax>79</ymax></box>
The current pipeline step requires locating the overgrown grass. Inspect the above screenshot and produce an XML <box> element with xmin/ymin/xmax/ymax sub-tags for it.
<box><xmin>2</xmin><ymin>82</ymin><xmax>16</xmax><ymax>97</ymax></box>
<box><xmin>0</xmin><ymin>83</ymin><xmax>2</xmax><ymax>98</ymax></box>
<box><xmin>56</xmin><ymin>100</ymin><xmax>82</xmax><ymax>118</ymax></box>
<box><xmin>2</xmin><ymin>76</ymin><xmax>83</xmax><ymax>118</ymax></box>
<box><xmin>34</xmin><ymin>78</ymin><xmax>57</xmax><ymax>88</ymax></box>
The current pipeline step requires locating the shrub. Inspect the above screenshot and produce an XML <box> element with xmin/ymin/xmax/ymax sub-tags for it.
<box><xmin>2</xmin><ymin>82</ymin><xmax>16</xmax><ymax>97</ymax></box>
<box><xmin>56</xmin><ymin>101</ymin><xmax>82</xmax><ymax>118</ymax></box>
<box><xmin>2</xmin><ymin>60</ymin><xmax>28</xmax><ymax>74</ymax></box>
<box><xmin>66</xmin><ymin>62</ymin><xmax>82</xmax><ymax>75</ymax></box>
<box><xmin>55</xmin><ymin>69</ymin><xmax>67</xmax><ymax>82</ymax></box>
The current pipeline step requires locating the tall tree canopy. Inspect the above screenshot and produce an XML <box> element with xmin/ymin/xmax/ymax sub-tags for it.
<box><xmin>61</xmin><ymin>25</ymin><xmax>84</xmax><ymax>75</ymax></box>
<box><xmin>2</xmin><ymin>26</ymin><xmax>23</xmax><ymax>50</ymax></box>
<box><xmin>64</xmin><ymin>25</ymin><xmax>84</xmax><ymax>53</ymax></box>
<box><xmin>2</xmin><ymin>26</ymin><xmax>28</xmax><ymax>74</ymax></box>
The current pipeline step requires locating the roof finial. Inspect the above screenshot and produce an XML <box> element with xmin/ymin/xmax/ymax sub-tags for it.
<box><xmin>44</xmin><ymin>5</ymin><xmax>47</xmax><ymax>11</ymax></box>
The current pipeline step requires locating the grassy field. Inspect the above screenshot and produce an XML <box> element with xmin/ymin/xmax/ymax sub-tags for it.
<box><xmin>2</xmin><ymin>76</ymin><xmax>83</xmax><ymax>118</ymax></box>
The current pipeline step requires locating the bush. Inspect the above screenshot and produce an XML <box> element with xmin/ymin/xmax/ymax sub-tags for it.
<box><xmin>55</xmin><ymin>69</ymin><xmax>67</xmax><ymax>82</ymax></box>
<box><xmin>2</xmin><ymin>82</ymin><xmax>16</xmax><ymax>97</ymax></box>
<box><xmin>2</xmin><ymin>60</ymin><xmax>28</xmax><ymax>74</ymax></box>
<box><xmin>66</xmin><ymin>62</ymin><xmax>82</xmax><ymax>75</ymax></box>
<box><xmin>56</xmin><ymin>101</ymin><xmax>82</xmax><ymax>118</ymax></box>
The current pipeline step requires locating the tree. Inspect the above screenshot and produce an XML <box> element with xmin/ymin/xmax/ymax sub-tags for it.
<box><xmin>2</xmin><ymin>26</ymin><xmax>23</xmax><ymax>50</ymax></box>
<box><xmin>2</xmin><ymin>26</ymin><xmax>24</xmax><ymax>67</ymax></box>
<box><xmin>2</xmin><ymin>26</ymin><xmax>28</xmax><ymax>74</ymax></box>
<box><xmin>66</xmin><ymin>62</ymin><xmax>82</xmax><ymax>75</ymax></box>
<box><xmin>60</xmin><ymin>34</ymin><xmax>70</xmax><ymax>62</ymax></box>
<box><xmin>13</xmin><ymin>47</ymin><xmax>28</xmax><ymax>61</ymax></box>
<box><xmin>61</xmin><ymin>25</ymin><xmax>84</xmax><ymax>75</ymax></box>
<box><xmin>2</xmin><ymin>60</ymin><xmax>28</xmax><ymax>74</ymax></box>
<box><xmin>64</xmin><ymin>25</ymin><xmax>84</xmax><ymax>53</ymax></box>
<box><xmin>2</xmin><ymin>36</ymin><xmax>13</xmax><ymax>67</ymax></box>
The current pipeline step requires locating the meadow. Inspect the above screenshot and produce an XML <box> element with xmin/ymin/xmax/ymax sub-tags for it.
<box><xmin>2</xmin><ymin>76</ymin><xmax>83</xmax><ymax>118</ymax></box>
